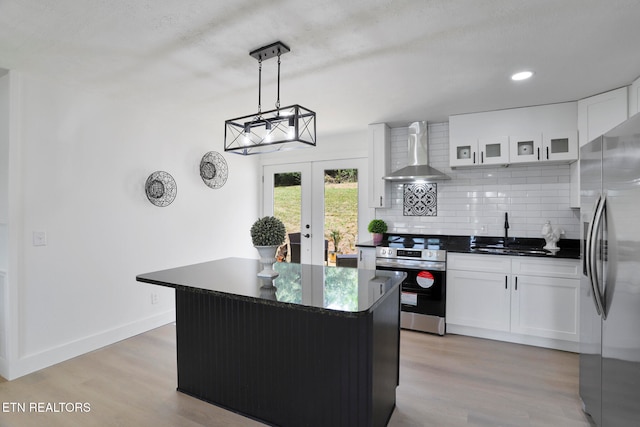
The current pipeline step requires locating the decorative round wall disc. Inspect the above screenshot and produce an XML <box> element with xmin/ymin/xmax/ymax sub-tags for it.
<box><xmin>200</xmin><ymin>151</ymin><xmax>228</xmax><ymax>189</ymax></box>
<box><xmin>145</xmin><ymin>171</ymin><xmax>177</xmax><ymax>207</ymax></box>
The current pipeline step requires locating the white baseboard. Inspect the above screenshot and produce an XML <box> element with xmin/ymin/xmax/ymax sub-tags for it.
<box><xmin>446</xmin><ymin>324</ymin><xmax>579</xmax><ymax>353</ymax></box>
<box><xmin>5</xmin><ymin>310</ymin><xmax>175</xmax><ymax>380</ymax></box>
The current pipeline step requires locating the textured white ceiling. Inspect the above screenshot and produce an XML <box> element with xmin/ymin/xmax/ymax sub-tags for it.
<box><xmin>2</xmin><ymin>0</ymin><xmax>640</xmax><ymax>136</ymax></box>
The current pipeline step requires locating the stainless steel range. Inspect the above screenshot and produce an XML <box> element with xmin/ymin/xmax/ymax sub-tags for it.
<box><xmin>375</xmin><ymin>234</ymin><xmax>446</xmax><ymax>335</ymax></box>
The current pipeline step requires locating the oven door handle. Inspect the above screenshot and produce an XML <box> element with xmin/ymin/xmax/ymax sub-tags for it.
<box><xmin>376</xmin><ymin>259</ymin><xmax>446</xmax><ymax>272</ymax></box>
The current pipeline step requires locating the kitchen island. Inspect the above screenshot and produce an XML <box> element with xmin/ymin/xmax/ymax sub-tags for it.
<box><xmin>136</xmin><ymin>257</ymin><xmax>405</xmax><ymax>427</ymax></box>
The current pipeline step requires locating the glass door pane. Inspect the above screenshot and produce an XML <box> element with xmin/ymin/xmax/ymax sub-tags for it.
<box><xmin>265</xmin><ymin>159</ymin><xmax>367</xmax><ymax>267</ymax></box>
<box><xmin>263</xmin><ymin>163</ymin><xmax>311</xmax><ymax>265</ymax></box>
<box><xmin>273</xmin><ymin>172</ymin><xmax>301</xmax><ymax>263</ymax></box>
<box><xmin>323</xmin><ymin>168</ymin><xmax>358</xmax><ymax>267</ymax></box>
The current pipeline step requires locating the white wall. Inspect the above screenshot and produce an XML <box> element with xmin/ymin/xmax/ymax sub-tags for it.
<box><xmin>0</xmin><ymin>71</ymin><xmax>8</xmax><ymax>269</ymax></box>
<box><xmin>3</xmin><ymin>72</ymin><xmax>260</xmax><ymax>379</ymax></box>
<box><xmin>0</xmin><ymin>71</ymin><xmax>9</xmax><ymax>369</ymax></box>
<box><xmin>376</xmin><ymin>123</ymin><xmax>580</xmax><ymax>240</ymax></box>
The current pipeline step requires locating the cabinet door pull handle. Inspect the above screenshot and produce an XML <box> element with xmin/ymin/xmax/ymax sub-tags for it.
<box><xmin>537</xmin><ymin>147</ymin><xmax>540</xmax><ymax>160</ymax></box>
<box><xmin>380</xmin><ymin>196</ymin><xmax>383</xmax><ymax>206</ymax></box>
<box><xmin>481</xmin><ymin>152</ymin><xmax>484</xmax><ymax>164</ymax></box>
<box><xmin>473</xmin><ymin>152</ymin><xmax>476</xmax><ymax>164</ymax></box>
<box><xmin>359</xmin><ymin>250</ymin><xmax>363</xmax><ymax>262</ymax></box>
<box><xmin>505</xmin><ymin>276</ymin><xmax>508</xmax><ymax>289</ymax></box>
<box><xmin>515</xmin><ymin>276</ymin><xmax>518</xmax><ymax>290</ymax></box>
<box><xmin>546</xmin><ymin>146</ymin><xmax>549</xmax><ymax>160</ymax></box>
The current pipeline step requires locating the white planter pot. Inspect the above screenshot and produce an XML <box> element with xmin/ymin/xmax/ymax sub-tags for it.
<box><xmin>255</xmin><ymin>245</ymin><xmax>280</xmax><ymax>286</ymax></box>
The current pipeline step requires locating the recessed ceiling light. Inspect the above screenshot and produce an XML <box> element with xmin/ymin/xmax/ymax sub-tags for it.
<box><xmin>511</xmin><ymin>71</ymin><xmax>534</xmax><ymax>81</ymax></box>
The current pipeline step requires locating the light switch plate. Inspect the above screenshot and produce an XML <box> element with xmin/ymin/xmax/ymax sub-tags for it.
<box><xmin>33</xmin><ymin>231</ymin><xmax>47</xmax><ymax>246</ymax></box>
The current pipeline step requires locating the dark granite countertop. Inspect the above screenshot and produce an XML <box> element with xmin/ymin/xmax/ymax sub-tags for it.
<box><xmin>357</xmin><ymin>235</ymin><xmax>580</xmax><ymax>260</ymax></box>
<box><xmin>447</xmin><ymin>235</ymin><xmax>580</xmax><ymax>259</ymax></box>
<box><xmin>137</xmin><ymin>257</ymin><xmax>406</xmax><ymax>314</ymax></box>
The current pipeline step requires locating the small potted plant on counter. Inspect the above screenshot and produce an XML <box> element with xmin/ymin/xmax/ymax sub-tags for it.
<box><xmin>250</xmin><ymin>216</ymin><xmax>286</xmax><ymax>283</ymax></box>
<box><xmin>367</xmin><ymin>219</ymin><xmax>387</xmax><ymax>245</ymax></box>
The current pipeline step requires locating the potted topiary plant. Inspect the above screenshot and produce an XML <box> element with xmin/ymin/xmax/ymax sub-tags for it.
<box><xmin>367</xmin><ymin>219</ymin><xmax>387</xmax><ymax>245</ymax></box>
<box><xmin>250</xmin><ymin>216</ymin><xmax>286</xmax><ymax>283</ymax></box>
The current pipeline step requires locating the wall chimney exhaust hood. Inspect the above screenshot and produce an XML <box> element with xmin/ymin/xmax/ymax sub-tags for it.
<box><xmin>382</xmin><ymin>121</ymin><xmax>450</xmax><ymax>182</ymax></box>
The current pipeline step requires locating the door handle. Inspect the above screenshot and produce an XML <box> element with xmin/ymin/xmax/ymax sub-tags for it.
<box><xmin>592</xmin><ymin>194</ymin><xmax>607</xmax><ymax>319</ymax></box>
<box><xmin>586</xmin><ymin>194</ymin><xmax>606</xmax><ymax>317</ymax></box>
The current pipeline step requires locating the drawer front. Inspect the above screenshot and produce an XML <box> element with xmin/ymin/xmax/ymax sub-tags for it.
<box><xmin>448</xmin><ymin>253</ymin><xmax>511</xmax><ymax>273</ymax></box>
<box><xmin>511</xmin><ymin>258</ymin><xmax>580</xmax><ymax>279</ymax></box>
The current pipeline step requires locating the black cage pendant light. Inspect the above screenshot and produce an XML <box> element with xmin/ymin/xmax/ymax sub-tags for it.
<box><xmin>224</xmin><ymin>41</ymin><xmax>317</xmax><ymax>155</ymax></box>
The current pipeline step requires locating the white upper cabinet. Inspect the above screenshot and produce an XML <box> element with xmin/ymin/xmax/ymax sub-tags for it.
<box><xmin>569</xmin><ymin>87</ymin><xmax>629</xmax><ymax>207</ymax></box>
<box><xmin>509</xmin><ymin>131</ymin><xmax>578</xmax><ymax>164</ymax></box>
<box><xmin>450</xmin><ymin>102</ymin><xmax>578</xmax><ymax>168</ymax></box>
<box><xmin>367</xmin><ymin>123</ymin><xmax>390</xmax><ymax>208</ymax></box>
<box><xmin>577</xmin><ymin>87</ymin><xmax>628</xmax><ymax>147</ymax></box>
<box><xmin>450</xmin><ymin>135</ymin><xmax>509</xmax><ymax>167</ymax></box>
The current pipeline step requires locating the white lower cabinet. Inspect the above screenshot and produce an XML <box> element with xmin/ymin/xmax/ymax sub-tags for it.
<box><xmin>510</xmin><ymin>274</ymin><xmax>579</xmax><ymax>341</ymax></box>
<box><xmin>446</xmin><ymin>253</ymin><xmax>580</xmax><ymax>351</ymax></box>
<box><xmin>357</xmin><ymin>247</ymin><xmax>376</xmax><ymax>270</ymax></box>
<box><xmin>446</xmin><ymin>269</ymin><xmax>510</xmax><ymax>332</ymax></box>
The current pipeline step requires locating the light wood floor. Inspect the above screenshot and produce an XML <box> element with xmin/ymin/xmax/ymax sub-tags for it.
<box><xmin>0</xmin><ymin>325</ymin><xmax>593</xmax><ymax>426</ymax></box>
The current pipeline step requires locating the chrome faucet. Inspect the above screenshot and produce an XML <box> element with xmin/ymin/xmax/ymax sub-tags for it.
<box><xmin>504</xmin><ymin>212</ymin><xmax>510</xmax><ymax>245</ymax></box>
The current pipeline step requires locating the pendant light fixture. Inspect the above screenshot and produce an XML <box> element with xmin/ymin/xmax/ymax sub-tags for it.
<box><xmin>224</xmin><ymin>41</ymin><xmax>317</xmax><ymax>155</ymax></box>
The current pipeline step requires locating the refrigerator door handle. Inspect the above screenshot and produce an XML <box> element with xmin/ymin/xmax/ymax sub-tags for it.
<box><xmin>594</xmin><ymin>195</ymin><xmax>608</xmax><ymax>320</ymax></box>
<box><xmin>588</xmin><ymin>194</ymin><xmax>607</xmax><ymax>318</ymax></box>
<box><xmin>585</xmin><ymin>197</ymin><xmax>599</xmax><ymax>315</ymax></box>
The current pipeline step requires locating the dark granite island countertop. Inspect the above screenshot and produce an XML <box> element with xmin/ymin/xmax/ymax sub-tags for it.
<box><xmin>137</xmin><ymin>257</ymin><xmax>406</xmax><ymax>427</ymax></box>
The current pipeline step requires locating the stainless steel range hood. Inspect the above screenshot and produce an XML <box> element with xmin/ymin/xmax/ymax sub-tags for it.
<box><xmin>382</xmin><ymin>121</ymin><xmax>450</xmax><ymax>182</ymax></box>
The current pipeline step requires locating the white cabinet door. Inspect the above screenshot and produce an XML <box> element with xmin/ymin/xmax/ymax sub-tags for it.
<box><xmin>571</xmin><ymin>87</ymin><xmax>629</xmax><ymax>207</ymax></box>
<box><xmin>510</xmin><ymin>274</ymin><xmax>579</xmax><ymax>342</ymax></box>
<box><xmin>478</xmin><ymin>136</ymin><xmax>510</xmax><ymax>165</ymax></box>
<box><xmin>543</xmin><ymin>130</ymin><xmax>578</xmax><ymax>162</ymax></box>
<box><xmin>357</xmin><ymin>247</ymin><xmax>376</xmax><ymax>270</ymax></box>
<box><xmin>446</xmin><ymin>269</ymin><xmax>511</xmax><ymax>332</ymax></box>
<box><xmin>449</xmin><ymin>138</ymin><xmax>478</xmax><ymax>167</ymax></box>
<box><xmin>577</xmin><ymin>87</ymin><xmax>628</xmax><ymax>147</ymax></box>
<box><xmin>367</xmin><ymin>123</ymin><xmax>390</xmax><ymax>208</ymax></box>
<box><xmin>509</xmin><ymin>134</ymin><xmax>542</xmax><ymax>164</ymax></box>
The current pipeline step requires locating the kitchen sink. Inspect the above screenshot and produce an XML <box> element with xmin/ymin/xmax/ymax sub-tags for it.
<box><xmin>470</xmin><ymin>246</ymin><xmax>549</xmax><ymax>256</ymax></box>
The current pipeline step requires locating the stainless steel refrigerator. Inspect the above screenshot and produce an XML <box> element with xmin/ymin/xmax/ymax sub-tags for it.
<box><xmin>580</xmin><ymin>112</ymin><xmax>640</xmax><ymax>426</ymax></box>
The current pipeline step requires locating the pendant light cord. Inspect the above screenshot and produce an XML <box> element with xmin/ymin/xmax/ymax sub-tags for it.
<box><xmin>276</xmin><ymin>50</ymin><xmax>281</xmax><ymax>113</ymax></box>
<box><xmin>257</xmin><ymin>57</ymin><xmax>262</xmax><ymax>116</ymax></box>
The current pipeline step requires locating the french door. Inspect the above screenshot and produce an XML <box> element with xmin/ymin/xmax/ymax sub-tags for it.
<box><xmin>263</xmin><ymin>158</ymin><xmax>368</xmax><ymax>266</ymax></box>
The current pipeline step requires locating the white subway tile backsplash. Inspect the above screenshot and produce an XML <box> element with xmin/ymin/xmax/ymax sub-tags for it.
<box><xmin>376</xmin><ymin>122</ymin><xmax>580</xmax><ymax>239</ymax></box>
